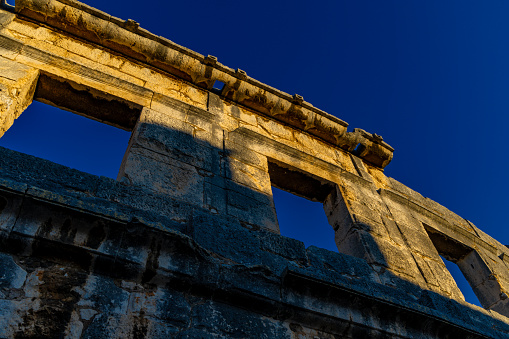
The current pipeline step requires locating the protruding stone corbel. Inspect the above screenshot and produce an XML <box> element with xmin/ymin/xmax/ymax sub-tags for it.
<box><xmin>303</xmin><ymin>113</ymin><xmax>316</xmax><ymax>131</ymax></box>
<box><xmin>203</xmin><ymin>55</ymin><xmax>217</xmax><ymax>66</ymax></box>
<box><xmin>336</xmin><ymin>130</ymin><xmax>361</xmax><ymax>152</ymax></box>
<box><xmin>123</xmin><ymin>19</ymin><xmax>139</xmax><ymax>32</ymax></box>
<box><xmin>345</xmin><ymin>129</ymin><xmax>393</xmax><ymax>168</ymax></box>
<box><xmin>268</xmin><ymin>99</ymin><xmax>287</xmax><ymax>116</ymax></box>
<box><xmin>235</xmin><ymin>68</ymin><xmax>247</xmax><ymax>80</ymax></box>
<box><xmin>292</xmin><ymin>94</ymin><xmax>304</xmax><ymax>105</ymax></box>
<box><xmin>191</xmin><ymin>55</ymin><xmax>217</xmax><ymax>89</ymax></box>
<box><xmin>351</xmin><ymin>129</ymin><xmax>372</xmax><ymax>157</ymax></box>
<box><xmin>221</xmin><ymin>69</ymin><xmax>247</xmax><ymax>98</ymax></box>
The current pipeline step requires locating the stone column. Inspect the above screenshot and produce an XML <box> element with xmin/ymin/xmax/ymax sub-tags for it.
<box><xmin>378</xmin><ymin>189</ymin><xmax>466</xmax><ymax>300</ymax></box>
<box><xmin>208</xmin><ymin>93</ymin><xmax>279</xmax><ymax>232</ymax></box>
<box><xmin>118</xmin><ymin>98</ymin><xmax>221</xmax><ymax>209</ymax></box>
<box><xmin>119</xmin><ymin>93</ymin><xmax>278</xmax><ymax>232</ymax></box>
<box><xmin>0</xmin><ymin>57</ymin><xmax>39</xmax><ymax>137</ymax></box>
<box><xmin>462</xmin><ymin>248</ymin><xmax>509</xmax><ymax>316</ymax></box>
<box><xmin>323</xmin><ymin>167</ymin><xmax>430</xmax><ymax>291</ymax></box>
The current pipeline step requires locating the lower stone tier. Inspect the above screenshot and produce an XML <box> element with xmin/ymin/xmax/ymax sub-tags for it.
<box><xmin>0</xmin><ymin>147</ymin><xmax>508</xmax><ymax>338</ymax></box>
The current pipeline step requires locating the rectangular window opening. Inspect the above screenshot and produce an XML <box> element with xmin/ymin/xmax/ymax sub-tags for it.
<box><xmin>424</xmin><ymin>224</ymin><xmax>483</xmax><ymax>307</ymax></box>
<box><xmin>0</xmin><ymin>73</ymin><xmax>142</xmax><ymax>179</ymax></box>
<box><xmin>212</xmin><ymin>80</ymin><xmax>225</xmax><ymax>92</ymax></box>
<box><xmin>268</xmin><ymin>159</ymin><xmax>337</xmax><ymax>252</ymax></box>
<box><xmin>439</xmin><ymin>255</ymin><xmax>482</xmax><ymax>307</ymax></box>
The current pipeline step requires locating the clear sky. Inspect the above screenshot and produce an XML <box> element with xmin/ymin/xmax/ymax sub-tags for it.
<box><xmin>3</xmin><ymin>0</ymin><xmax>509</xmax><ymax>306</ymax></box>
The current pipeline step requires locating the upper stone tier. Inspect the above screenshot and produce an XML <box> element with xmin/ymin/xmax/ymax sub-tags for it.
<box><xmin>11</xmin><ymin>0</ymin><xmax>394</xmax><ymax>168</ymax></box>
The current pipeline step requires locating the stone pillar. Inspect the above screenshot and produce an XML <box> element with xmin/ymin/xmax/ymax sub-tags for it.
<box><xmin>461</xmin><ymin>248</ymin><xmax>509</xmax><ymax>316</ymax></box>
<box><xmin>222</xmin><ymin>134</ymin><xmax>279</xmax><ymax>232</ymax></box>
<box><xmin>323</xmin><ymin>169</ymin><xmax>431</xmax><ymax>291</ymax></box>
<box><xmin>118</xmin><ymin>99</ymin><xmax>221</xmax><ymax>209</ymax></box>
<box><xmin>0</xmin><ymin>57</ymin><xmax>39</xmax><ymax>137</ymax></box>
<box><xmin>209</xmin><ymin>93</ymin><xmax>279</xmax><ymax>232</ymax></box>
<box><xmin>119</xmin><ymin>93</ymin><xmax>278</xmax><ymax>232</ymax></box>
<box><xmin>378</xmin><ymin>189</ymin><xmax>466</xmax><ymax>300</ymax></box>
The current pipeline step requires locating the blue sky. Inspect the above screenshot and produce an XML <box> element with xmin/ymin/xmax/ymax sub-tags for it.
<box><xmin>3</xmin><ymin>0</ymin><xmax>509</xmax><ymax>306</ymax></box>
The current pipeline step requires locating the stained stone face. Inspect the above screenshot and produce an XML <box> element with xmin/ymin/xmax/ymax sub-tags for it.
<box><xmin>0</xmin><ymin>0</ymin><xmax>509</xmax><ymax>338</ymax></box>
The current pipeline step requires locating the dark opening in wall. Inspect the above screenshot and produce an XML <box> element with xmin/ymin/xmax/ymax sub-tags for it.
<box><xmin>440</xmin><ymin>255</ymin><xmax>481</xmax><ymax>306</ymax></box>
<box><xmin>424</xmin><ymin>224</ymin><xmax>483</xmax><ymax>307</ymax></box>
<box><xmin>269</xmin><ymin>159</ymin><xmax>337</xmax><ymax>252</ymax></box>
<box><xmin>268</xmin><ymin>160</ymin><xmax>335</xmax><ymax>202</ymax></box>
<box><xmin>34</xmin><ymin>73</ymin><xmax>142</xmax><ymax>131</ymax></box>
<box><xmin>0</xmin><ymin>101</ymin><xmax>131</xmax><ymax>179</ymax></box>
<box><xmin>0</xmin><ymin>73</ymin><xmax>141</xmax><ymax>179</ymax></box>
<box><xmin>212</xmin><ymin>80</ymin><xmax>225</xmax><ymax>93</ymax></box>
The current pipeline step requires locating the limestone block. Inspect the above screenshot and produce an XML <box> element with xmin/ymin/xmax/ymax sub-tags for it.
<box><xmin>256</xmin><ymin>115</ymin><xmax>294</xmax><ymax>141</ymax></box>
<box><xmin>228</xmin><ymin>127</ymin><xmax>344</xmax><ymax>184</ymax></box>
<box><xmin>293</xmin><ymin>130</ymin><xmax>339</xmax><ymax>161</ymax></box>
<box><xmin>473</xmin><ymin>278</ymin><xmax>504</xmax><ymax>309</ymax></box>
<box><xmin>225</xmin><ymin>139</ymin><xmax>269</xmax><ymax>171</ymax></box>
<box><xmin>458</xmin><ymin>250</ymin><xmax>509</xmax><ymax>315</ymax></box>
<box><xmin>0</xmin><ymin>57</ymin><xmax>38</xmax><ymax>137</ymax></box>
<box><xmin>188</xmin><ymin>301</ymin><xmax>288</xmax><ymax>338</ymax></box>
<box><xmin>121</xmin><ymin>62</ymin><xmax>208</xmax><ymax>110</ymax></box>
<box><xmin>411</xmin><ymin>254</ymin><xmax>442</xmax><ymax>289</ymax></box>
<box><xmin>396</xmin><ymin>221</ymin><xmax>440</xmax><ymax>257</ymax></box>
<box><xmin>379</xmin><ymin>214</ymin><xmax>406</xmax><ymax>245</ymax></box>
<box><xmin>424</xmin><ymin>257</ymin><xmax>464</xmax><ymax>300</ymax></box>
<box><xmin>223</xmin><ymin>100</ymin><xmax>258</xmax><ymax>126</ymax></box>
<box><xmin>331</xmin><ymin>175</ymin><xmax>391</xmax><ymax>237</ymax></box>
<box><xmin>191</xmin><ymin>210</ymin><xmax>262</xmax><ymax>265</ymax></box>
<box><xmin>334</xmin><ymin>229</ymin><xmax>384</xmax><ymax>265</ymax></box>
<box><xmin>0</xmin><ymin>252</ymin><xmax>27</xmax><ymax>289</ymax></box>
<box><xmin>457</xmin><ymin>250</ymin><xmax>495</xmax><ymax>289</ymax></box>
<box><xmin>5</xmin><ymin>18</ymin><xmax>61</xmax><ymax>44</ymax></box>
<box><xmin>225</xmin><ymin>157</ymin><xmax>272</xmax><ymax>195</ymax></box>
<box><xmin>147</xmin><ymin>97</ymin><xmax>187</xmax><ymax>126</ymax></box>
<box><xmin>376</xmin><ymin>236</ymin><xmax>426</xmax><ymax>282</ymax></box>
<box><xmin>365</xmin><ymin>163</ymin><xmax>389</xmax><ymax>189</ymax></box>
<box><xmin>421</xmin><ymin>197</ymin><xmax>479</xmax><ymax>235</ymax></box>
<box><xmin>328</xmin><ymin>178</ymin><xmax>430</xmax><ymax>285</ymax></box>
<box><xmin>119</xmin><ymin>151</ymin><xmax>205</xmax><ymax>207</ymax></box>
<box><xmin>0</xmin><ymin>191</ymin><xmax>23</xmax><ymax>235</ymax></box>
<box><xmin>323</xmin><ymin>188</ymin><xmax>351</xmax><ymax>233</ymax></box>
<box><xmin>338</xmin><ymin>173</ymin><xmax>384</xmax><ymax>208</ymax></box>
<box><xmin>382</xmin><ymin>197</ymin><xmax>426</xmax><ymax>235</ymax></box>
<box><xmin>133</xmin><ymin>122</ymin><xmax>216</xmax><ymax>173</ymax></box>
<box><xmin>10</xmin><ymin>197</ymin><xmax>124</xmax><ymax>260</ymax></box>
<box><xmin>0</xmin><ymin>9</ymin><xmax>15</xmax><ymax>33</ymax></box>
<box><xmin>142</xmin><ymin>104</ymin><xmax>219</xmax><ymax>148</ymax></box>
<box><xmin>484</xmin><ymin>251</ymin><xmax>509</xmax><ymax>283</ymax></box>
<box><xmin>225</xmin><ymin>180</ymin><xmax>278</xmax><ymax>232</ymax></box>
<box><xmin>185</xmin><ymin>106</ymin><xmax>214</xmax><ymax>132</ymax></box>
<box><xmin>203</xmin><ymin>181</ymin><xmax>226</xmax><ymax>215</ymax></box>
<box><xmin>490</xmin><ymin>298</ymin><xmax>509</xmax><ymax>318</ymax></box>
<box><xmin>349</xmin><ymin>155</ymin><xmax>374</xmax><ymax>182</ymax></box>
<box><xmin>207</xmin><ymin>92</ymin><xmax>242</xmax><ymax>133</ymax></box>
<box><xmin>0</xmin><ymin>32</ymin><xmax>153</xmax><ymax>108</ymax></box>
<box><xmin>387</xmin><ymin>177</ymin><xmax>426</xmax><ymax>203</ymax></box>
<box><xmin>2</xmin><ymin>21</ymin><xmax>148</xmax><ymax>89</ymax></box>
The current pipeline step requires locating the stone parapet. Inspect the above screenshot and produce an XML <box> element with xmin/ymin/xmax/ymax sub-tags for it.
<box><xmin>0</xmin><ymin>147</ymin><xmax>508</xmax><ymax>338</ymax></box>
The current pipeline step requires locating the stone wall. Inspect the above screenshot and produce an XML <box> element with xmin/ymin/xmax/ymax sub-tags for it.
<box><xmin>1</xmin><ymin>0</ymin><xmax>509</xmax><ymax>338</ymax></box>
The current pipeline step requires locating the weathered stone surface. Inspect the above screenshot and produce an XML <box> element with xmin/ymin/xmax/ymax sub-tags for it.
<box><xmin>1</xmin><ymin>0</ymin><xmax>509</xmax><ymax>337</ymax></box>
<box><xmin>0</xmin><ymin>56</ymin><xmax>39</xmax><ymax>137</ymax></box>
